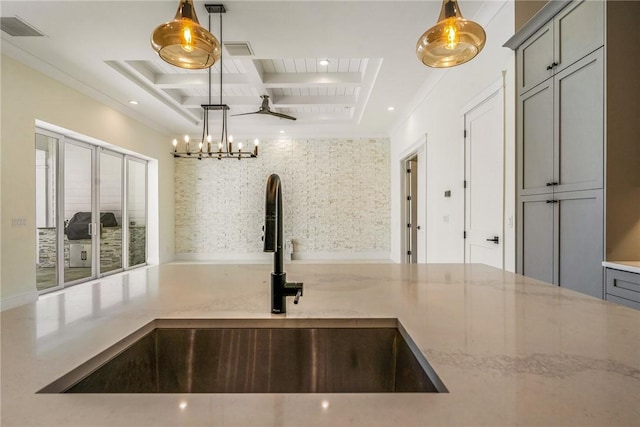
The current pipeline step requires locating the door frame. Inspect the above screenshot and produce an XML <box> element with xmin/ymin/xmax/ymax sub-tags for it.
<box><xmin>399</xmin><ymin>135</ymin><xmax>427</xmax><ymax>264</ymax></box>
<box><xmin>462</xmin><ymin>78</ymin><xmax>506</xmax><ymax>267</ymax></box>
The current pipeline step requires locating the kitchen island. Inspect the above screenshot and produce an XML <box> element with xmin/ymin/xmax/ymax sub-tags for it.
<box><xmin>1</xmin><ymin>263</ymin><xmax>639</xmax><ymax>426</ymax></box>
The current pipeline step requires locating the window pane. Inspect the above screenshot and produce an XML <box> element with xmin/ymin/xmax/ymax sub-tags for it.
<box><xmin>100</xmin><ymin>152</ymin><xmax>123</xmax><ymax>274</ymax></box>
<box><xmin>64</xmin><ymin>143</ymin><xmax>93</xmax><ymax>283</ymax></box>
<box><xmin>127</xmin><ymin>159</ymin><xmax>146</xmax><ymax>267</ymax></box>
<box><xmin>35</xmin><ymin>133</ymin><xmax>58</xmax><ymax>291</ymax></box>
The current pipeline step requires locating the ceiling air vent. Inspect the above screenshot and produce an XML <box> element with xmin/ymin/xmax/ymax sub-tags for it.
<box><xmin>0</xmin><ymin>17</ymin><xmax>44</xmax><ymax>37</ymax></box>
<box><xmin>224</xmin><ymin>42</ymin><xmax>254</xmax><ymax>57</ymax></box>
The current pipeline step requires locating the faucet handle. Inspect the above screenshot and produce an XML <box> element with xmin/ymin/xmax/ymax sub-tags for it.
<box><xmin>294</xmin><ymin>288</ymin><xmax>302</xmax><ymax>305</ymax></box>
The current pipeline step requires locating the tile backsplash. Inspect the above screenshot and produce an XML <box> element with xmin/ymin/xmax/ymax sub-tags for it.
<box><xmin>175</xmin><ymin>137</ymin><xmax>390</xmax><ymax>259</ymax></box>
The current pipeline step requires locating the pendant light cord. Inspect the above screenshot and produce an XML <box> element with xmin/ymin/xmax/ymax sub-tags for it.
<box><xmin>219</xmin><ymin>10</ymin><xmax>223</xmax><ymax>105</ymax></box>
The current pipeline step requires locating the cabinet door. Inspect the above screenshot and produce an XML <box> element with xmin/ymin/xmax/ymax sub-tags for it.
<box><xmin>556</xmin><ymin>190</ymin><xmax>604</xmax><ymax>298</ymax></box>
<box><xmin>517</xmin><ymin>21</ymin><xmax>554</xmax><ymax>95</ymax></box>
<box><xmin>518</xmin><ymin>194</ymin><xmax>555</xmax><ymax>284</ymax></box>
<box><xmin>554</xmin><ymin>49</ymin><xmax>604</xmax><ymax>193</ymax></box>
<box><xmin>554</xmin><ymin>0</ymin><xmax>604</xmax><ymax>74</ymax></box>
<box><xmin>518</xmin><ymin>80</ymin><xmax>554</xmax><ymax>196</ymax></box>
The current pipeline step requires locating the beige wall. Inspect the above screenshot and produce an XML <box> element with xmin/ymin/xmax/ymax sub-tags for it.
<box><xmin>1</xmin><ymin>55</ymin><xmax>175</xmax><ymax>308</ymax></box>
<box><xmin>605</xmin><ymin>1</ymin><xmax>640</xmax><ymax>261</ymax></box>
<box><xmin>390</xmin><ymin>1</ymin><xmax>516</xmax><ymax>267</ymax></box>
<box><xmin>515</xmin><ymin>0</ymin><xmax>549</xmax><ymax>31</ymax></box>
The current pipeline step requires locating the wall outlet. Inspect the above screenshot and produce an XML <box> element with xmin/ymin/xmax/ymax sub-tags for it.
<box><xmin>11</xmin><ymin>217</ymin><xmax>27</xmax><ymax>227</ymax></box>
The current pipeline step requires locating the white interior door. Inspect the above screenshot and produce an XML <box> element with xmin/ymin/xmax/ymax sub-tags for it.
<box><xmin>464</xmin><ymin>89</ymin><xmax>504</xmax><ymax>269</ymax></box>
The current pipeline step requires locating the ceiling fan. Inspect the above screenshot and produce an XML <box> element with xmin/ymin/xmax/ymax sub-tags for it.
<box><xmin>232</xmin><ymin>95</ymin><xmax>297</xmax><ymax>121</ymax></box>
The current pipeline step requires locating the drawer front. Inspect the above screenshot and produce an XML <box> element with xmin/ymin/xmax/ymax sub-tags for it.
<box><xmin>606</xmin><ymin>268</ymin><xmax>640</xmax><ymax>306</ymax></box>
<box><xmin>606</xmin><ymin>294</ymin><xmax>640</xmax><ymax>311</ymax></box>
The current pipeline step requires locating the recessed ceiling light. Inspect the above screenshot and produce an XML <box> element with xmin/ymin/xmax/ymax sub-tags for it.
<box><xmin>128</xmin><ymin>100</ymin><xmax>139</xmax><ymax>105</ymax></box>
<box><xmin>279</xmin><ymin>130</ymin><xmax>285</xmax><ymax>134</ymax></box>
<box><xmin>319</xmin><ymin>59</ymin><xmax>330</xmax><ymax>66</ymax></box>
<box><xmin>387</xmin><ymin>106</ymin><xmax>395</xmax><ymax>111</ymax></box>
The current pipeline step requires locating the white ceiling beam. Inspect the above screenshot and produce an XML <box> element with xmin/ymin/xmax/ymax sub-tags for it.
<box><xmin>211</xmin><ymin>111</ymin><xmax>354</xmax><ymax>122</ymax></box>
<box><xmin>352</xmin><ymin>58</ymin><xmax>382</xmax><ymax>124</ymax></box>
<box><xmin>154</xmin><ymin>73</ymin><xmax>251</xmax><ymax>87</ymax></box>
<box><xmin>272</xmin><ymin>95</ymin><xmax>357</xmax><ymax>107</ymax></box>
<box><xmin>106</xmin><ymin>61</ymin><xmax>200</xmax><ymax>126</ymax></box>
<box><xmin>181</xmin><ymin>95</ymin><xmax>263</xmax><ymax>107</ymax></box>
<box><xmin>182</xmin><ymin>95</ymin><xmax>357</xmax><ymax>108</ymax></box>
<box><xmin>262</xmin><ymin>72</ymin><xmax>362</xmax><ymax>87</ymax></box>
<box><xmin>153</xmin><ymin>71</ymin><xmax>362</xmax><ymax>89</ymax></box>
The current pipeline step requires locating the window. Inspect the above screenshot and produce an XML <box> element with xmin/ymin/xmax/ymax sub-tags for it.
<box><xmin>35</xmin><ymin>128</ymin><xmax>149</xmax><ymax>293</ymax></box>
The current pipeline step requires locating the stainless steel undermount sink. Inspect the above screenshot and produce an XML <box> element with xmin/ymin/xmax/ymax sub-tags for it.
<box><xmin>39</xmin><ymin>318</ymin><xmax>447</xmax><ymax>394</ymax></box>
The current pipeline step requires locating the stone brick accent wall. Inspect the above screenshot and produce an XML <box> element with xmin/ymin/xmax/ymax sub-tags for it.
<box><xmin>175</xmin><ymin>137</ymin><xmax>390</xmax><ymax>259</ymax></box>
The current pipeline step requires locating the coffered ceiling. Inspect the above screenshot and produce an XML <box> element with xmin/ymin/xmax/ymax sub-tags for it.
<box><xmin>0</xmin><ymin>1</ymin><xmax>486</xmax><ymax>139</ymax></box>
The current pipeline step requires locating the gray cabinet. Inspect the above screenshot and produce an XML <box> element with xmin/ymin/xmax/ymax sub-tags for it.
<box><xmin>518</xmin><ymin>80</ymin><xmax>554</xmax><ymax>196</ymax></box>
<box><xmin>517</xmin><ymin>22</ymin><xmax>553</xmax><ymax>95</ymax></box>
<box><xmin>518</xmin><ymin>190</ymin><xmax>603</xmax><ymax>298</ymax></box>
<box><xmin>556</xmin><ymin>190</ymin><xmax>604</xmax><ymax>298</ymax></box>
<box><xmin>518</xmin><ymin>194</ymin><xmax>554</xmax><ymax>283</ymax></box>
<box><xmin>554</xmin><ymin>51</ymin><xmax>604</xmax><ymax>193</ymax></box>
<box><xmin>513</xmin><ymin>0</ymin><xmax>605</xmax><ymax>300</ymax></box>
<box><xmin>517</xmin><ymin>0</ymin><xmax>604</xmax><ymax>95</ymax></box>
<box><xmin>553</xmin><ymin>0</ymin><xmax>604</xmax><ymax>76</ymax></box>
<box><xmin>605</xmin><ymin>268</ymin><xmax>640</xmax><ymax>310</ymax></box>
<box><xmin>518</xmin><ymin>48</ymin><xmax>604</xmax><ymax>196</ymax></box>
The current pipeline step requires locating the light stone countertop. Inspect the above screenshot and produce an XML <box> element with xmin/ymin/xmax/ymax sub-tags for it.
<box><xmin>1</xmin><ymin>263</ymin><xmax>639</xmax><ymax>426</ymax></box>
<box><xmin>603</xmin><ymin>261</ymin><xmax>640</xmax><ymax>275</ymax></box>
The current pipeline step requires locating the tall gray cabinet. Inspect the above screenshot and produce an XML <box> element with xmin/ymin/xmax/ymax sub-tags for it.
<box><xmin>507</xmin><ymin>0</ymin><xmax>605</xmax><ymax>298</ymax></box>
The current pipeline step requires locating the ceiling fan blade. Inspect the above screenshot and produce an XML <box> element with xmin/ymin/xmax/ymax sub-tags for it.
<box><xmin>233</xmin><ymin>95</ymin><xmax>297</xmax><ymax>120</ymax></box>
<box><xmin>267</xmin><ymin>111</ymin><xmax>297</xmax><ymax>121</ymax></box>
<box><xmin>230</xmin><ymin>111</ymin><xmax>260</xmax><ymax>117</ymax></box>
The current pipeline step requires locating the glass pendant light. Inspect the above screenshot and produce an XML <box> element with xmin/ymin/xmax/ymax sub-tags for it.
<box><xmin>416</xmin><ymin>0</ymin><xmax>486</xmax><ymax>68</ymax></box>
<box><xmin>151</xmin><ymin>0</ymin><xmax>221</xmax><ymax>69</ymax></box>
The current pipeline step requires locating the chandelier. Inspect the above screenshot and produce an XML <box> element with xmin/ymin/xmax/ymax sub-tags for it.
<box><xmin>416</xmin><ymin>0</ymin><xmax>486</xmax><ymax>68</ymax></box>
<box><xmin>171</xmin><ymin>4</ymin><xmax>258</xmax><ymax>160</ymax></box>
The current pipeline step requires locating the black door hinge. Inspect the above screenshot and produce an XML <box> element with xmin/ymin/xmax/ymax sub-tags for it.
<box><xmin>407</xmin><ymin>195</ymin><xmax>412</xmax><ymax>201</ymax></box>
<box><xmin>406</xmin><ymin>168</ymin><xmax>411</xmax><ymax>174</ymax></box>
<box><xmin>407</xmin><ymin>250</ymin><xmax>412</xmax><ymax>255</ymax></box>
<box><xmin>464</xmin><ymin>129</ymin><xmax>467</xmax><ymax>138</ymax></box>
<box><xmin>407</xmin><ymin>223</ymin><xmax>411</xmax><ymax>228</ymax></box>
<box><xmin>463</xmin><ymin>180</ymin><xmax>467</xmax><ymax>189</ymax></box>
<box><xmin>463</xmin><ymin>231</ymin><xmax>467</xmax><ymax>239</ymax></box>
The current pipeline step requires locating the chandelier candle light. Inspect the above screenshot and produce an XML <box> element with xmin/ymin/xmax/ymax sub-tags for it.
<box><xmin>170</xmin><ymin>5</ymin><xmax>259</xmax><ymax>160</ymax></box>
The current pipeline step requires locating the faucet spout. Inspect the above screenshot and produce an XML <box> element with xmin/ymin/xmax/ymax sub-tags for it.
<box><xmin>263</xmin><ymin>174</ymin><xmax>303</xmax><ymax>313</ymax></box>
<box><xmin>263</xmin><ymin>174</ymin><xmax>283</xmax><ymax>273</ymax></box>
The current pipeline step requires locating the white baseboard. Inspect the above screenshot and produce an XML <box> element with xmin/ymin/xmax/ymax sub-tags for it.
<box><xmin>292</xmin><ymin>252</ymin><xmax>391</xmax><ymax>262</ymax></box>
<box><xmin>174</xmin><ymin>253</ymin><xmax>273</xmax><ymax>263</ymax></box>
<box><xmin>1</xmin><ymin>290</ymin><xmax>38</xmax><ymax>311</ymax></box>
<box><xmin>173</xmin><ymin>252</ymin><xmax>392</xmax><ymax>263</ymax></box>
